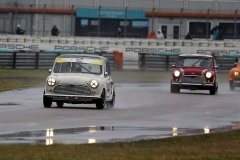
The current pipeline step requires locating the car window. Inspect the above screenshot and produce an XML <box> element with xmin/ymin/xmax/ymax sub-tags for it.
<box><xmin>53</xmin><ymin>57</ymin><xmax>103</xmax><ymax>74</ymax></box>
<box><xmin>177</xmin><ymin>57</ymin><xmax>213</xmax><ymax>68</ymax></box>
<box><xmin>105</xmin><ymin>60</ymin><xmax>111</xmax><ymax>75</ymax></box>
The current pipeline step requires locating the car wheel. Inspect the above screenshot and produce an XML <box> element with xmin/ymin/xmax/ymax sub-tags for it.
<box><xmin>56</xmin><ymin>101</ymin><xmax>64</xmax><ymax>107</ymax></box>
<box><xmin>108</xmin><ymin>91</ymin><xmax>115</xmax><ymax>108</ymax></box>
<box><xmin>43</xmin><ymin>95</ymin><xmax>52</xmax><ymax>108</ymax></box>
<box><xmin>96</xmin><ymin>90</ymin><xmax>106</xmax><ymax>109</ymax></box>
<box><xmin>210</xmin><ymin>82</ymin><xmax>218</xmax><ymax>95</ymax></box>
<box><xmin>171</xmin><ymin>83</ymin><xmax>180</xmax><ymax>93</ymax></box>
<box><xmin>229</xmin><ymin>81</ymin><xmax>235</xmax><ymax>91</ymax></box>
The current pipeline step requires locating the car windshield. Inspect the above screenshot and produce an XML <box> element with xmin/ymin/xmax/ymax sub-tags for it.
<box><xmin>177</xmin><ymin>57</ymin><xmax>213</xmax><ymax>68</ymax></box>
<box><xmin>53</xmin><ymin>57</ymin><xmax>102</xmax><ymax>74</ymax></box>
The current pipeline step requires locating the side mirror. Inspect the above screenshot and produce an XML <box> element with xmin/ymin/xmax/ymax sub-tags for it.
<box><xmin>172</xmin><ymin>64</ymin><xmax>176</xmax><ymax>67</ymax></box>
<box><xmin>104</xmin><ymin>72</ymin><xmax>109</xmax><ymax>77</ymax></box>
<box><xmin>214</xmin><ymin>66</ymin><xmax>218</xmax><ymax>69</ymax></box>
<box><xmin>48</xmin><ymin>69</ymin><xmax>52</xmax><ymax>73</ymax></box>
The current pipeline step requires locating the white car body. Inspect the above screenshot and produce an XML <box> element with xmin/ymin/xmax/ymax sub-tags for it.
<box><xmin>43</xmin><ymin>54</ymin><xmax>115</xmax><ymax>109</ymax></box>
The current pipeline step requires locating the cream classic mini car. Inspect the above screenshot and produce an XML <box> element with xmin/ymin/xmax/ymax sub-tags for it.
<box><xmin>171</xmin><ymin>54</ymin><xmax>218</xmax><ymax>95</ymax></box>
<box><xmin>43</xmin><ymin>54</ymin><xmax>115</xmax><ymax>109</ymax></box>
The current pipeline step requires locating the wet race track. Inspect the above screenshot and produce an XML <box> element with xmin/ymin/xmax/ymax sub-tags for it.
<box><xmin>0</xmin><ymin>83</ymin><xmax>240</xmax><ymax>145</ymax></box>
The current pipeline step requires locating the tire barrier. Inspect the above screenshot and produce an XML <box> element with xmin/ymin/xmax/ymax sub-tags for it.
<box><xmin>2</xmin><ymin>35</ymin><xmax>240</xmax><ymax>48</ymax></box>
<box><xmin>58</xmin><ymin>38</ymin><xmax>67</xmax><ymax>44</ymax></box>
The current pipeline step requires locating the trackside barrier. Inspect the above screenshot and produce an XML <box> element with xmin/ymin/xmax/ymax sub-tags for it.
<box><xmin>3</xmin><ymin>35</ymin><xmax>240</xmax><ymax>48</ymax></box>
<box><xmin>113</xmin><ymin>51</ymin><xmax>123</xmax><ymax>70</ymax></box>
<box><xmin>138</xmin><ymin>52</ymin><xmax>182</xmax><ymax>71</ymax></box>
<box><xmin>0</xmin><ymin>49</ymin><xmax>123</xmax><ymax>70</ymax></box>
<box><xmin>138</xmin><ymin>52</ymin><xmax>239</xmax><ymax>71</ymax></box>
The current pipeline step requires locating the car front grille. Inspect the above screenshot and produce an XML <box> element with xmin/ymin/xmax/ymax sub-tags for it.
<box><xmin>54</xmin><ymin>85</ymin><xmax>91</xmax><ymax>95</ymax></box>
<box><xmin>233</xmin><ymin>77</ymin><xmax>240</xmax><ymax>81</ymax></box>
<box><xmin>181</xmin><ymin>76</ymin><xmax>204</xmax><ymax>84</ymax></box>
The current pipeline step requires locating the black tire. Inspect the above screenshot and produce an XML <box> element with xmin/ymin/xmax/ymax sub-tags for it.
<box><xmin>171</xmin><ymin>83</ymin><xmax>180</xmax><ymax>93</ymax></box>
<box><xmin>43</xmin><ymin>95</ymin><xmax>52</xmax><ymax>108</ymax></box>
<box><xmin>96</xmin><ymin>90</ymin><xmax>106</xmax><ymax>109</ymax></box>
<box><xmin>108</xmin><ymin>91</ymin><xmax>115</xmax><ymax>108</ymax></box>
<box><xmin>229</xmin><ymin>81</ymin><xmax>235</xmax><ymax>91</ymax></box>
<box><xmin>56</xmin><ymin>101</ymin><xmax>64</xmax><ymax>107</ymax></box>
<box><xmin>210</xmin><ymin>82</ymin><xmax>218</xmax><ymax>95</ymax></box>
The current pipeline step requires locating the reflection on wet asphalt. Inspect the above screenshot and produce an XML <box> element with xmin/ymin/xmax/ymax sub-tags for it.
<box><xmin>0</xmin><ymin>123</ymin><xmax>240</xmax><ymax>145</ymax></box>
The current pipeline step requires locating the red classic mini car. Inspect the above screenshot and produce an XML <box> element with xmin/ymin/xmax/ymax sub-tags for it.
<box><xmin>171</xmin><ymin>54</ymin><xmax>218</xmax><ymax>95</ymax></box>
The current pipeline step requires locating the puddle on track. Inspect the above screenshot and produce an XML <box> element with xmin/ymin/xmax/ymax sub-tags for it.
<box><xmin>0</xmin><ymin>122</ymin><xmax>240</xmax><ymax>145</ymax></box>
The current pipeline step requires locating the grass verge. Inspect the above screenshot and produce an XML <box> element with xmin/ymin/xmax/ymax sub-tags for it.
<box><xmin>0</xmin><ymin>130</ymin><xmax>240</xmax><ymax>160</ymax></box>
<box><xmin>0</xmin><ymin>69</ymin><xmax>229</xmax><ymax>92</ymax></box>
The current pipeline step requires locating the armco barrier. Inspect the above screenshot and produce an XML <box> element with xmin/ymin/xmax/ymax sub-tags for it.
<box><xmin>0</xmin><ymin>50</ymin><xmax>238</xmax><ymax>71</ymax></box>
<box><xmin>138</xmin><ymin>52</ymin><xmax>181</xmax><ymax>71</ymax></box>
<box><xmin>0</xmin><ymin>50</ymin><xmax>123</xmax><ymax>70</ymax></box>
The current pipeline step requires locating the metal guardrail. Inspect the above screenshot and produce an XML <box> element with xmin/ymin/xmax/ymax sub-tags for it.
<box><xmin>0</xmin><ymin>50</ymin><xmax>238</xmax><ymax>71</ymax></box>
<box><xmin>0</xmin><ymin>50</ymin><xmax>119</xmax><ymax>70</ymax></box>
<box><xmin>138</xmin><ymin>52</ymin><xmax>181</xmax><ymax>71</ymax></box>
<box><xmin>138</xmin><ymin>52</ymin><xmax>237</xmax><ymax>71</ymax></box>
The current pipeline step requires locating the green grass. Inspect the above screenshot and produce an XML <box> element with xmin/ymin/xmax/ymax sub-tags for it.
<box><xmin>0</xmin><ymin>69</ymin><xmax>47</xmax><ymax>92</ymax></box>
<box><xmin>0</xmin><ymin>69</ymin><xmax>229</xmax><ymax>92</ymax></box>
<box><xmin>0</xmin><ymin>130</ymin><xmax>239</xmax><ymax>160</ymax></box>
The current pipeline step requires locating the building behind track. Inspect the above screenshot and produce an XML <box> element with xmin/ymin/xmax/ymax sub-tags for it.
<box><xmin>0</xmin><ymin>0</ymin><xmax>240</xmax><ymax>39</ymax></box>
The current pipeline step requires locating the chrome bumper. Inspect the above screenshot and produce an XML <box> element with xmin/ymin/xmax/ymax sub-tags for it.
<box><xmin>44</xmin><ymin>94</ymin><xmax>101</xmax><ymax>101</ymax></box>
<box><xmin>172</xmin><ymin>82</ymin><xmax>215</xmax><ymax>86</ymax></box>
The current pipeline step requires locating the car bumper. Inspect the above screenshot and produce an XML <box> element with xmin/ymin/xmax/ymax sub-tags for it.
<box><xmin>172</xmin><ymin>81</ymin><xmax>214</xmax><ymax>86</ymax></box>
<box><xmin>171</xmin><ymin>81</ymin><xmax>215</xmax><ymax>90</ymax></box>
<box><xmin>44</xmin><ymin>94</ymin><xmax>101</xmax><ymax>102</ymax></box>
<box><xmin>231</xmin><ymin>80</ymin><xmax>240</xmax><ymax>86</ymax></box>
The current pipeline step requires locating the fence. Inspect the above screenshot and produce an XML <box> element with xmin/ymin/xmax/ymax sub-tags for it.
<box><xmin>0</xmin><ymin>49</ymin><xmax>238</xmax><ymax>72</ymax></box>
<box><xmin>138</xmin><ymin>52</ymin><xmax>238</xmax><ymax>72</ymax></box>
<box><xmin>0</xmin><ymin>50</ymin><xmax>123</xmax><ymax>70</ymax></box>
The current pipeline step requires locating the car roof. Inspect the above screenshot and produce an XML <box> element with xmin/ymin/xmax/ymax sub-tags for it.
<box><xmin>178</xmin><ymin>54</ymin><xmax>213</xmax><ymax>58</ymax></box>
<box><xmin>56</xmin><ymin>54</ymin><xmax>108</xmax><ymax>61</ymax></box>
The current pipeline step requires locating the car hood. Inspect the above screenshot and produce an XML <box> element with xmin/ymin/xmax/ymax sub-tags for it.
<box><xmin>51</xmin><ymin>73</ymin><xmax>101</xmax><ymax>85</ymax></box>
<box><xmin>180</xmin><ymin>67</ymin><xmax>207</xmax><ymax>76</ymax></box>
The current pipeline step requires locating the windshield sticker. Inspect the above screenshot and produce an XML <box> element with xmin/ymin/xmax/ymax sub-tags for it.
<box><xmin>56</xmin><ymin>57</ymin><xmax>102</xmax><ymax>65</ymax></box>
<box><xmin>76</xmin><ymin>58</ymin><xmax>103</xmax><ymax>65</ymax></box>
<box><xmin>55</xmin><ymin>58</ymin><xmax>76</xmax><ymax>63</ymax></box>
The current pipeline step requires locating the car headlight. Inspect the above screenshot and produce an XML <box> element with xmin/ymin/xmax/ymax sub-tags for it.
<box><xmin>47</xmin><ymin>78</ymin><xmax>56</xmax><ymax>86</ymax></box>
<box><xmin>90</xmin><ymin>80</ymin><xmax>98</xmax><ymax>88</ymax></box>
<box><xmin>234</xmin><ymin>71</ymin><xmax>239</xmax><ymax>77</ymax></box>
<box><xmin>205</xmin><ymin>71</ymin><xmax>212</xmax><ymax>78</ymax></box>
<box><xmin>173</xmin><ymin>70</ymin><xmax>181</xmax><ymax>77</ymax></box>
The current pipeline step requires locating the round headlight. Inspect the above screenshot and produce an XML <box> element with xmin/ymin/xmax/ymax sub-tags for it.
<box><xmin>47</xmin><ymin>78</ymin><xmax>56</xmax><ymax>86</ymax></box>
<box><xmin>90</xmin><ymin>80</ymin><xmax>98</xmax><ymax>88</ymax></box>
<box><xmin>174</xmin><ymin>70</ymin><xmax>181</xmax><ymax>77</ymax></box>
<box><xmin>234</xmin><ymin>71</ymin><xmax>239</xmax><ymax>77</ymax></box>
<box><xmin>205</xmin><ymin>72</ymin><xmax>212</xmax><ymax>78</ymax></box>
